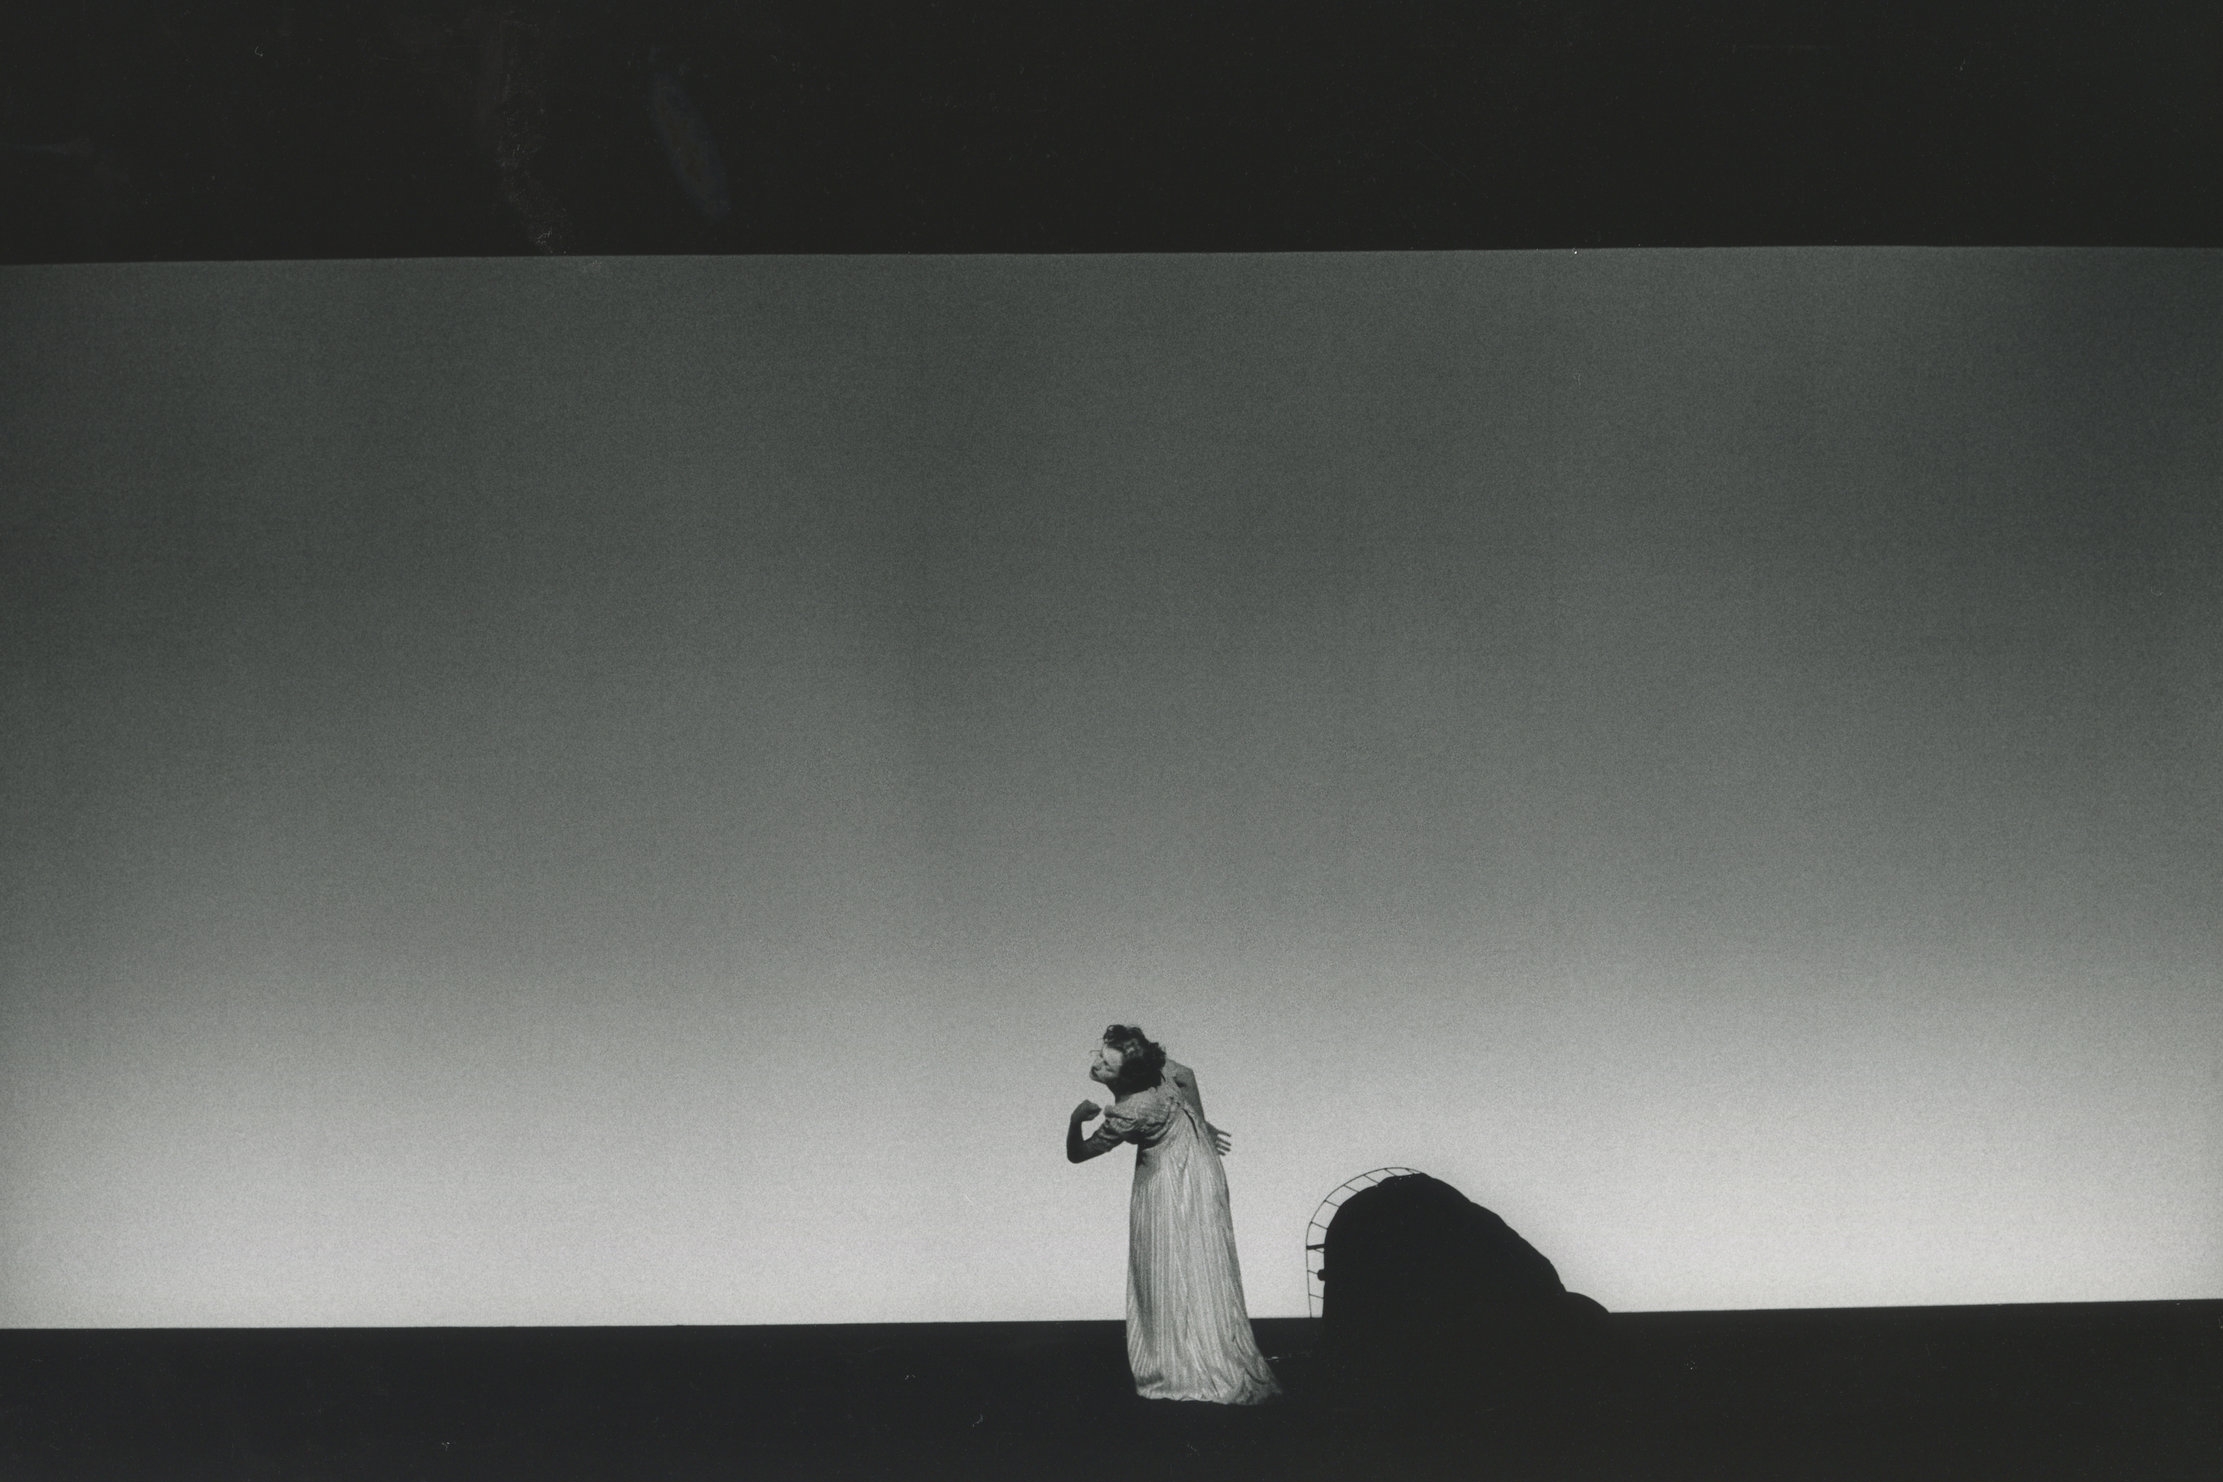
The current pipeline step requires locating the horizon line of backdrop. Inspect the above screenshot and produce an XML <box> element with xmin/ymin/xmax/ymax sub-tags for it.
<box><xmin>2</xmin><ymin>250</ymin><xmax>2218</xmax><ymax>1328</ymax></box>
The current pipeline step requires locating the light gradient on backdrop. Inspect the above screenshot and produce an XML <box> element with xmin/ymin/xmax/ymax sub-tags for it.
<box><xmin>1</xmin><ymin>251</ymin><xmax>2217</xmax><ymax>1329</ymax></box>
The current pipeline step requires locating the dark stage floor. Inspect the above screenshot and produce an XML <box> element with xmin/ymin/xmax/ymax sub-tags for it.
<box><xmin>4</xmin><ymin>1302</ymin><xmax>2216</xmax><ymax>1480</ymax></box>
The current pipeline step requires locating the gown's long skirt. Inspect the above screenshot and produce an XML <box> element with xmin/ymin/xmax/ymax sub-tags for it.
<box><xmin>1125</xmin><ymin>1097</ymin><xmax>1283</xmax><ymax>1404</ymax></box>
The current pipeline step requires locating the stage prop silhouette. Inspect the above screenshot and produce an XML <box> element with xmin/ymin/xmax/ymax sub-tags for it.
<box><xmin>1313</xmin><ymin>1170</ymin><xmax>1608</xmax><ymax>1414</ymax></box>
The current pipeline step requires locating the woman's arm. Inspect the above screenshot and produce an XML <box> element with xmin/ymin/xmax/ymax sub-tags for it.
<box><xmin>1165</xmin><ymin>1061</ymin><xmax>1233</xmax><ymax>1156</ymax></box>
<box><xmin>1067</xmin><ymin>1101</ymin><xmax>1123</xmax><ymax>1163</ymax></box>
<box><xmin>1166</xmin><ymin>1060</ymin><xmax>1206</xmax><ymax>1119</ymax></box>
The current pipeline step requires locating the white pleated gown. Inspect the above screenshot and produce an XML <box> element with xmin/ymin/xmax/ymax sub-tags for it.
<box><xmin>1101</xmin><ymin>1081</ymin><xmax>1283</xmax><ymax>1405</ymax></box>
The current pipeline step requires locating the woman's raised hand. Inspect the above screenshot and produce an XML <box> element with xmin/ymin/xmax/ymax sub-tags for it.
<box><xmin>1071</xmin><ymin>1100</ymin><xmax>1103</xmax><ymax>1123</ymax></box>
<box><xmin>1208</xmin><ymin>1123</ymin><xmax>1232</xmax><ymax>1155</ymax></box>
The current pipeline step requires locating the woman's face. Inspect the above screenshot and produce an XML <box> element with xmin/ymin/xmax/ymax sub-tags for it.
<box><xmin>1089</xmin><ymin>1043</ymin><xmax>1124</xmax><ymax>1086</ymax></box>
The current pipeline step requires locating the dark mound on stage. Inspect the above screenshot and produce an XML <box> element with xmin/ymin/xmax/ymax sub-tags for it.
<box><xmin>1318</xmin><ymin>1170</ymin><xmax>1610</xmax><ymax>1409</ymax></box>
<box><xmin>3</xmin><ymin>1303</ymin><xmax>2216</xmax><ymax>1481</ymax></box>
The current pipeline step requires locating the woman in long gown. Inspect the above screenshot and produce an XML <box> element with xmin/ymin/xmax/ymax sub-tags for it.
<box><xmin>1067</xmin><ymin>1024</ymin><xmax>1283</xmax><ymax>1405</ymax></box>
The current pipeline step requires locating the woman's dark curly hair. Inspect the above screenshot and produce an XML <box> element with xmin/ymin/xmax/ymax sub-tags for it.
<box><xmin>1101</xmin><ymin>1025</ymin><xmax>1166</xmax><ymax>1090</ymax></box>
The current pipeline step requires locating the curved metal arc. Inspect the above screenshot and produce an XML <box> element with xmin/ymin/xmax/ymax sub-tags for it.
<box><xmin>1301</xmin><ymin>1165</ymin><xmax>1423</xmax><ymax>1318</ymax></box>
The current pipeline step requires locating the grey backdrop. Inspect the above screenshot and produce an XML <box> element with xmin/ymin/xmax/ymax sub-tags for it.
<box><xmin>2</xmin><ymin>251</ymin><xmax>2217</xmax><ymax>1326</ymax></box>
